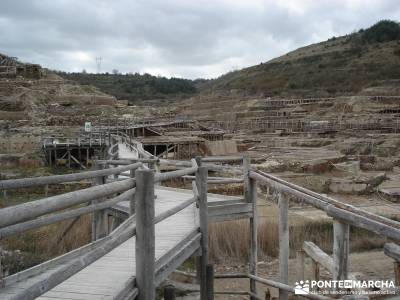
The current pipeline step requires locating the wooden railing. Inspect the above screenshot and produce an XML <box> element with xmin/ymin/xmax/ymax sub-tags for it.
<box><xmin>248</xmin><ymin>169</ymin><xmax>400</xmax><ymax>299</ymax></box>
<box><xmin>5</xmin><ymin>130</ymin><xmax>397</xmax><ymax>299</ymax></box>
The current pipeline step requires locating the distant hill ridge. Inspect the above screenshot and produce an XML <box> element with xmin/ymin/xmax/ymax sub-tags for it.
<box><xmin>201</xmin><ymin>20</ymin><xmax>400</xmax><ymax>97</ymax></box>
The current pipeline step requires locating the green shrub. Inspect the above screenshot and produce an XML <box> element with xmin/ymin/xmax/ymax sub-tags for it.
<box><xmin>362</xmin><ymin>20</ymin><xmax>400</xmax><ymax>43</ymax></box>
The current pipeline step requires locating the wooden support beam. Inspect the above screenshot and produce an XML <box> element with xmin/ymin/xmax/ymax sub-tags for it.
<box><xmin>68</xmin><ymin>149</ymin><xmax>71</xmax><ymax>168</ymax></box>
<box><xmin>303</xmin><ymin>241</ymin><xmax>334</xmax><ymax>274</ymax></box>
<box><xmin>129</xmin><ymin>169</ymin><xmax>135</xmax><ymax>215</ymax></box>
<box><xmin>91</xmin><ymin>162</ymin><xmax>108</xmax><ymax>241</ymax></box>
<box><xmin>384</xmin><ymin>242</ymin><xmax>400</xmax><ymax>261</ymax></box>
<box><xmin>383</xmin><ymin>243</ymin><xmax>400</xmax><ymax>285</ymax></box>
<box><xmin>135</xmin><ymin>169</ymin><xmax>155</xmax><ymax>300</ymax></box>
<box><xmin>395</xmin><ymin>262</ymin><xmax>400</xmax><ymax>286</ymax></box>
<box><xmin>296</xmin><ymin>250</ymin><xmax>305</xmax><ymax>281</ymax></box>
<box><xmin>278</xmin><ymin>193</ymin><xmax>289</xmax><ymax>300</ymax></box>
<box><xmin>244</xmin><ymin>155</ymin><xmax>258</xmax><ymax>300</ymax></box>
<box><xmin>164</xmin><ymin>285</ymin><xmax>176</xmax><ymax>300</ymax></box>
<box><xmin>70</xmin><ymin>153</ymin><xmax>86</xmax><ymax>169</ymax></box>
<box><xmin>311</xmin><ymin>261</ymin><xmax>320</xmax><ymax>281</ymax></box>
<box><xmin>86</xmin><ymin>147</ymin><xmax>89</xmax><ymax>167</ymax></box>
<box><xmin>0</xmin><ymin>253</ymin><xmax>3</xmax><ymax>284</ymax></box>
<box><xmin>333</xmin><ymin>219</ymin><xmax>349</xmax><ymax>280</ymax></box>
<box><xmin>206</xmin><ymin>264</ymin><xmax>214</xmax><ymax>300</ymax></box>
<box><xmin>196</xmin><ymin>166</ymin><xmax>208</xmax><ymax>300</ymax></box>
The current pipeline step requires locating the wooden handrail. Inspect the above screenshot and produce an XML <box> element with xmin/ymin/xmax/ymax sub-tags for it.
<box><xmin>0</xmin><ymin>179</ymin><xmax>135</xmax><ymax>228</ymax></box>
<box><xmin>154</xmin><ymin>197</ymin><xmax>196</xmax><ymax>225</ymax></box>
<box><xmin>0</xmin><ymin>188</ymin><xmax>135</xmax><ymax>238</ymax></box>
<box><xmin>250</xmin><ymin>170</ymin><xmax>400</xmax><ymax>230</ymax></box>
<box><xmin>0</xmin><ymin>162</ymin><xmax>142</xmax><ymax>190</ymax></box>
<box><xmin>154</xmin><ymin>167</ymin><xmax>198</xmax><ymax>182</ymax></box>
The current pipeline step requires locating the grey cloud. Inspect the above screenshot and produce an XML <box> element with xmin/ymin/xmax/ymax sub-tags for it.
<box><xmin>0</xmin><ymin>0</ymin><xmax>399</xmax><ymax>78</ymax></box>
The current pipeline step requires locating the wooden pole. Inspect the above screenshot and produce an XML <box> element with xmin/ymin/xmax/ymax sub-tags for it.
<box><xmin>68</xmin><ymin>149</ymin><xmax>71</xmax><ymax>168</ymax></box>
<box><xmin>135</xmin><ymin>169</ymin><xmax>155</xmax><ymax>300</ymax></box>
<box><xmin>91</xmin><ymin>162</ymin><xmax>108</xmax><ymax>241</ymax></box>
<box><xmin>333</xmin><ymin>219</ymin><xmax>349</xmax><ymax>280</ymax></box>
<box><xmin>296</xmin><ymin>250</ymin><xmax>305</xmax><ymax>281</ymax></box>
<box><xmin>86</xmin><ymin>147</ymin><xmax>89</xmax><ymax>167</ymax></box>
<box><xmin>195</xmin><ymin>156</ymin><xmax>202</xmax><ymax>285</ymax></box>
<box><xmin>394</xmin><ymin>262</ymin><xmax>400</xmax><ymax>286</ymax></box>
<box><xmin>206</xmin><ymin>264</ymin><xmax>214</xmax><ymax>300</ymax></box>
<box><xmin>164</xmin><ymin>285</ymin><xmax>176</xmax><ymax>300</ymax></box>
<box><xmin>312</xmin><ymin>261</ymin><xmax>320</xmax><ymax>281</ymax></box>
<box><xmin>0</xmin><ymin>253</ymin><xmax>3</xmax><ymax>283</ymax></box>
<box><xmin>196</xmin><ymin>165</ymin><xmax>208</xmax><ymax>300</ymax></box>
<box><xmin>129</xmin><ymin>168</ymin><xmax>135</xmax><ymax>215</ymax></box>
<box><xmin>244</xmin><ymin>155</ymin><xmax>258</xmax><ymax>299</ymax></box>
<box><xmin>278</xmin><ymin>192</ymin><xmax>289</xmax><ymax>300</ymax></box>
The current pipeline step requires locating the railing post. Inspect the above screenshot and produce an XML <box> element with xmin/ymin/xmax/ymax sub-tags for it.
<box><xmin>164</xmin><ymin>285</ymin><xmax>176</xmax><ymax>300</ymax></box>
<box><xmin>394</xmin><ymin>262</ymin><xmax>400</xmax><ymax>286</ymax></box>
<box><xmin>206</xmin><ymin>264</ymin><xmax>214</xmax><ymax>300</ymax></box>
<box><xmin>196</xmin><ymin>165</ymin><xmax>208</xmax><ymax>300</ymax></box>
<box><xmin>243</xmin><ymin>155</ymin><xmax>258</xmax><ymax>299</ymax></box>
<box><xmin>91</xmin><ymin>162</ymin><xmax>108</xmax><ymax>241</ymax></box>
<box><xmin>194</xmin><ymin>156</ymin><xmax>202</xmax><ymax>285</ymax></box>
<box><xmin>312</xmin><ymin>260</ymin><xmax>320</xmax><ymax>281</ymax></box>
<box><xmin>278</xmin><ymin>192</ymin><xmax>289</xmax><ymax>300</ymax></box>
<box><xmin>0</xmin><ymin>253</ymin><xmax>3</xmax><ymax>285</ymax></box>
<box><xmin>129</xmin><ymin>168</ymin><xmax>135</xmax><ymax>215</ymax></box>
<box><xmin>135</xmin><ymin>169</ymin><xmax>155</xmax><ymax>300</ymax></box>
<box><xmin>333</xmin><ymin>219</ymin><xmax>349</xmax><ymax>280</ymax></box>
<box><xmin>296</xmin><ymin>250</ymin><xmax>305</xmax><ymax>281</ymax></box>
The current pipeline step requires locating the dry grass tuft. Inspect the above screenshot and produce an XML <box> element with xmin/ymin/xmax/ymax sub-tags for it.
<box><xmin>209</xmin><ymin>217</ymin><xmax>386</xmax><ymax>263</ymax></box>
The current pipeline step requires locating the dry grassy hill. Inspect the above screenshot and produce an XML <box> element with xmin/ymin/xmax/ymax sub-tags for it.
<box><xmin>201</xmin><ymin>20</ymin><xmax>400</xmax><ymax>98</ymax></box>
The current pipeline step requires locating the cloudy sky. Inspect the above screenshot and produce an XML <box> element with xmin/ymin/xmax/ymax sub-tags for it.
<box><xmin>0</xmin><ymin>0</ymin><xmax>399</xmax><ymax>79</ymax></box>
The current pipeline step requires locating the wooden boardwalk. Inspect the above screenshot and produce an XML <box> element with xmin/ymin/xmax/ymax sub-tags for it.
<box><xmin>36</xmin><ymin>187</ymin><xmax>199</xmax><ymax>300</ymax></box>
<box><xmin>6</xmin><ymin>134</ymin><xmax>398</xmax><ymax>299</ymax></box>
<box><xmin>1</xmin><ymin>186</ymin><xmax>205</xmax><ymax>300</ymax></box>
<box><xmin>0</xmin><ymin>139</ymin><xmax>244</xmax><ymax>300</ymax></box>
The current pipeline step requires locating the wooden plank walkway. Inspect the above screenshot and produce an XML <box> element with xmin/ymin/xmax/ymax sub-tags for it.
<box><xmin>0</xmin><ymin>141</ymin><xmax>245</xmax><ymax>300</ymax></box>
<box><xmin>0</xmin><ymin>187</ymin><xmax>200</xmax><ymax>300</ymax></box>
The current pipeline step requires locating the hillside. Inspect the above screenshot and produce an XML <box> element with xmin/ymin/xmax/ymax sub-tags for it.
<box><xmin>58</xmin><ymin>72</ymin><xmax>197</xmax><ymax>104</ymax></box>
<box><xmin>202</xmin><ymin>20</ymin><xmax>400</xmax><ymax>97</ymax></box>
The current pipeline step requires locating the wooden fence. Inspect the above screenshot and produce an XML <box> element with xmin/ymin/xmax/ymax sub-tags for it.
<box><xmin>1</xmin><ymin>132</ymin><xmax>399</xmax><ymax>299</ymax></box>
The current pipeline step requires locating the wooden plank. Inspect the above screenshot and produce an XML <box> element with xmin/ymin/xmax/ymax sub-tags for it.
<box><xmin>209</xmin><ymin>212</ymin><xmax>252</xmax><ymax>223</ymax></box>
<box><xmin>208</xmin><ymin>203</ymin><xmax>252</xmax><ymax>217</ymax></box>
<box><xmin>207</xmin><ymin>199</ymin><xmax>245</xmax><ymax>207</ymax></box>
